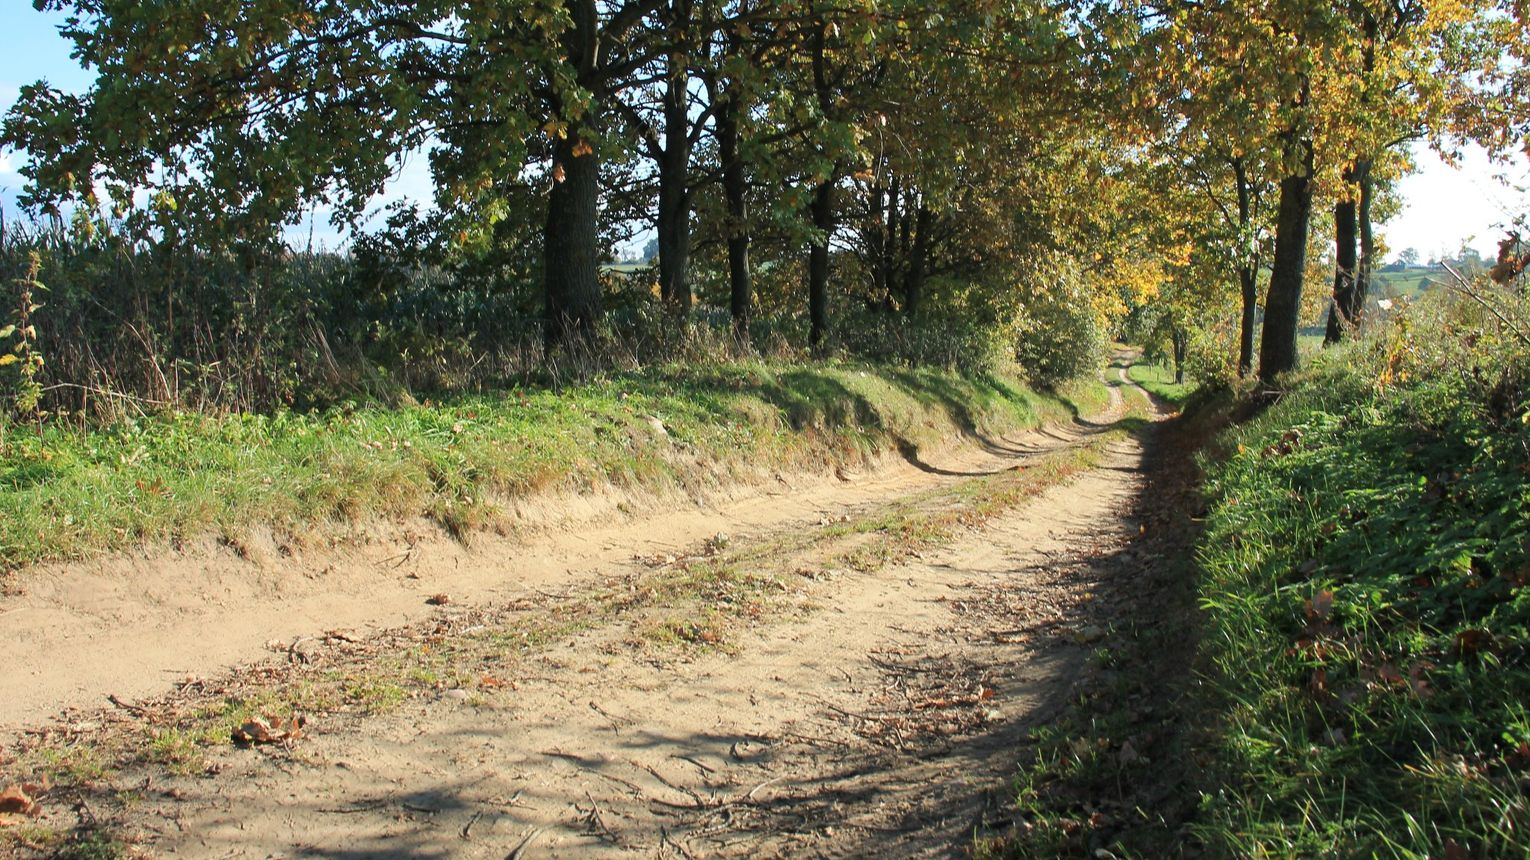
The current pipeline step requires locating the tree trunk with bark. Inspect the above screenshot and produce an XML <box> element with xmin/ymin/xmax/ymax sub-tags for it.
<box><xmin>544</xmin><ymin>129</ymin><xmax>603</xmax><ymax>347</ymax></box>
<box><xmin>1233</xmin><ymin>157</ymin><xmax>1260</xmax><ymax>377</ymax></box>
<box><xmin>1324</xmin><ymin>190</ymin><xmax>1359</xmax><ymax>344</ymax></box>
<box><xmin>1239</xmin><ymin>266</ymin><xmax>1259</xmax><ymax>377</ymax></box>
<box><xmin>1355</xmin><ymin>157</ymin><xmax>1375</xmax><ymax>322</ymax></box>
<box><xmin>542</xmin><ymin>0</ymin><xmax>603</xmax><ymax>348</ymax></box>
<box><xmin>717</xmin><ymin>91</ymin><xmax>752</xmax><ymax>343</ymax></box>
<box><xmin>1259</xmin><ymin>134</ymin><xmax>1315</xmax><ymax>384</ymax></box>
<box><xmin>1172</xmin><ymin>326</ymin><xmax>1188</xmax><ymax>385</ymax></box>
<box><xmin>656</xmin><ymin>1</ymin><xmax>694</xmax><ymax>314</ymax></box>
<box><xmin>904</xmin><ymin>204</ymin><xmax>931</xmax><ymax>317</ymax></box>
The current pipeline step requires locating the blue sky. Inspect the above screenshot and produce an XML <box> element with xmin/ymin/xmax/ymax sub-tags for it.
<box><xmin>1</xmin><ymin>7</ymin><xmax>1525</xmax><ymax>259</ymax></box>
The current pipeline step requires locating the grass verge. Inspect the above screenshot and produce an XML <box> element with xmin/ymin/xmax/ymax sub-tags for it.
<box><xmin>0</xmin><ymin>361</ymin><xmax>1079</xmax><ymax>572</ymax></box>
<box><xmin>1192</xmin><ymin>297</ymin><xmax>1530</xmax><ymax>856</ymax></box>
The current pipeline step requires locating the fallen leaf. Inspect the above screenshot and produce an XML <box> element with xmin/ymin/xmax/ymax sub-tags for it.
<box><xmin>426</xmin><ymin>593</ymin><xmax>451</xmax><ymax>606</ymax></box>
<box><xmin>1455</xmin><ymin>629</ymin><xmax>1496</xmax><ymax>656</ymax></box>
<box><xmin>1305</xmin><ymin>589</ymin><xmax>1334</xmax><ymax>621</ymax></box>
<box><xmin>0</xmin><ymin>785</ymin><xmax>39</xmax><ymax>817</ymax></box>
<box><xmin>233</xmin><ymin>714</ymin><xmax>306</xmax><ymax>746</ymax></box>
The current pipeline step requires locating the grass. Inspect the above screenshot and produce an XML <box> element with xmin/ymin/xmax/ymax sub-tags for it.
<box><xmin>1190</xmin><ymin>295</ymin><xmax>1530</xmax><ymax>857</ymax></box>
<box><xmin>1124</xmin><ymin>361</ymin><xmax>1192</xmax><ymax>409</ymax></box>
<box><xmin>0</xmin><ymin>360</ymin><xmax>1080</xmax><ymax>571</ymax></box>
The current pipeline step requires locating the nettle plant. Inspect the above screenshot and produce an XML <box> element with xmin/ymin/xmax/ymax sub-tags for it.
<box><xmin>2</xmin><ymin>251</ymin><xmax>47</xmax><ymax>422</ymax></box>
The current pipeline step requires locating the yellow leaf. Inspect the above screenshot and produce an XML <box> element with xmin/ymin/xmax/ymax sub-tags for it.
<box><xmin>552</xmin><ymin>163</ymin><xmax>566</xmax><ymax>184</ymax></box>
<box><xmin>0</xmin><ymin>354</ymin><xmax>17</xmax><ymax>367</ymax></box>
<box><xmin>571</xmin><ymin>140</ymin><xmax>593</xmax><ymax>158</ymax></box>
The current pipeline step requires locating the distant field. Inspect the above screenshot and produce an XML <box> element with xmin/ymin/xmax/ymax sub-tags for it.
<box><xmin>1371</xmin><ymin>265</ymin><xmax>1444</xmax><ymax>300</ymax></box>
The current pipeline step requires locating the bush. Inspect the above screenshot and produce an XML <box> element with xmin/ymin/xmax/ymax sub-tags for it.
<box><xmin>1013</xmin><ymin>272</ymin><xmax>1108</xmax><ymax>387</ymax></box>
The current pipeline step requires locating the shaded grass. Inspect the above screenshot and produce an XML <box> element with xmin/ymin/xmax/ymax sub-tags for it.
<box><xmin>0</xmin><ymin>361</ymin><xmax>1074</xmax><ymax>571</ymax></box>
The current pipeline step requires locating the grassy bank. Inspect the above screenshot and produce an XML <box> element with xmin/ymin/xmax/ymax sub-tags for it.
<box><xmin>1195</xmin><ymin>300</ymin><xmax>1530</xmax><ymax>856</ymax></box>
<box><xmin>0</xmin><ymin>362</ymin><xmax>1085</xmax><ymax>571</ymax></box>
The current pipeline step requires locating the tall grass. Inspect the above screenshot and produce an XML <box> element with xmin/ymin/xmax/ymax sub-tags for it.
<box><xmin>0</xmin><ymin>214</ymin><xmax>1078</xmax><ymax>423</ymax></box>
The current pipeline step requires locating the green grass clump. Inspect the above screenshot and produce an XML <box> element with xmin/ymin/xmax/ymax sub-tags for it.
<box><xmin>0</xmin><ymin>361</ymin><xmax>1071</xmax><ymax>569</ymax></box>
<box><xmin>1194</xmin><ymin>299</ymin><xmax>1530</xmax><ymax>857</ymax></box>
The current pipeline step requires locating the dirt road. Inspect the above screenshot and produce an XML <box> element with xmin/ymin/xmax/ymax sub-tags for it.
<box><xmin>4</xmin><ymin>360</ymin><xmax>1185</xmax><ymax>858</ymax></box>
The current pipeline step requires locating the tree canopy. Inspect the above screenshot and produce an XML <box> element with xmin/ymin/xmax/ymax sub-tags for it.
<box><xmin>3</xmin><ymin>0</ymin><xmax>1526</xmax><ymax>384</ymax></box>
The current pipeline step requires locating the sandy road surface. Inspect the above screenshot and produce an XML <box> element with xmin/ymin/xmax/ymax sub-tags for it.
<box><xmin>5</xmin><ymin>359</ymin><xmax>1179</xmax><ymax>859</ymax></box>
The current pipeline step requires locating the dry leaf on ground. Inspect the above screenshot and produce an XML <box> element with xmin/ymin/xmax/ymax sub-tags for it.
<box><xmin>233</xmin><ymin>714</ymin><xmax>307</xmax><ymax>746</ymax></box>
<box><xmin>0</xmin><ymin>785</ymin><xmax>40</xmax><ymax>817</ymax></box>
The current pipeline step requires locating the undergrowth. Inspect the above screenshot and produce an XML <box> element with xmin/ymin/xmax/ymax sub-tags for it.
<box><xmin>1195</xmin><ymin>292</ymin><xmax>1530</xmax><ymax>857</ymax></box>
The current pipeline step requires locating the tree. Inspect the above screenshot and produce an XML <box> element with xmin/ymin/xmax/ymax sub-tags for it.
<box><xmin>3</xmin><ymin>0</ymin><xmax>674</xmax><ymax>348</ymax></box>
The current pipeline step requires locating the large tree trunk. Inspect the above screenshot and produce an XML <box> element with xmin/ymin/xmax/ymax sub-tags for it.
<box><xmin>808</xmin><ymin>177</ymin><xmax>834</xmax><ymax>353</ymax></box>
<box><xmin>1325</xmin><ymin>15</ymin><xmax>1378</xmax><ymax>345</ymax></box>
<box><xmin>1233</xmin><ymin>157</ymin><xmax>1259</xmax><ymax>377</ymax></box>
<box><xmin>543</xmin><ymin>0</ymin><xmax>603</xmax><ymax>348</ymax></box>
<box><xmin>1354</xmin><ymin>157</ymin><xmax>1375</xmax><ymax>322</ymax></box>
<box><xmin>544</xmin><ymin>130</ymin><xmax>603</xmax><ymax>346</ymax></box>
<box><xmin>1324</xmin><ymin>188</ymin><xmax>1359</xmax><ymax>344</ymax></box>
<box><xmin>718</xmin><ymin>92</ymin><xmax>752</xmax><ymax>343</ymax></box>
<box><xmin>1258</xmin><ymin>134</ymin><xmax>1315</xmax><ymax>384</ymax></box>
<box><xmin>904</xmin><ymin>203</ymin><xmax>931</xmax><ymax>317</ymax></box>
<box><xmin>656</xmin><ymin>136</ymin><xmax>692</xmax><ymax>312</ymax></box>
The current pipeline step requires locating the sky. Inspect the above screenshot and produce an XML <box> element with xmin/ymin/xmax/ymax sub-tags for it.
<box><xmin>1</xmin><ymin>8</ymin><xmax>1526</xmax><ymax>260</ymax></box>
